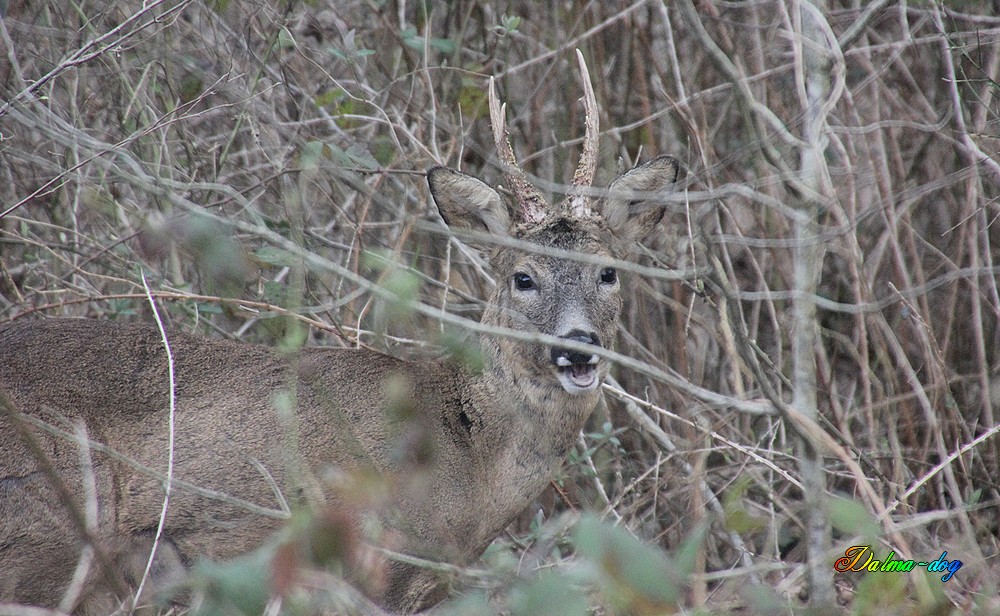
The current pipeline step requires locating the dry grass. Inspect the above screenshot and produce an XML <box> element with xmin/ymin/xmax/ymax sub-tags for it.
<box><xmin>2</xmin><ymin>0</ymin><xmax>999</xmax><ymax>614</ymax></box>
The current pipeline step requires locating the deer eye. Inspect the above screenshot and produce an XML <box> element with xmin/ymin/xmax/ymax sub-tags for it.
<box><xmin>513</xmin><ymin>272</ymin><xmax>536</xmax><ymax>291</ymax></box>
<box><xmin>600</xmin><ymin>267</ymin><xmax>618</xmax><ymax>285</ymax></box>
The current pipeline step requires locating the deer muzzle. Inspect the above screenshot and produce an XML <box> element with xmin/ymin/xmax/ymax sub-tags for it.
<box><xmin>550</xmin><ymin>331</ymin><xmax>602</xmax><ymax>394</ymax></box>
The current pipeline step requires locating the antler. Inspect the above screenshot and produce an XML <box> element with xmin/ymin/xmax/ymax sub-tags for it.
<box><xmin>565</xmin><ymin>49</ymin><xmax>600</xmax><ymax>218</ymax></box>
<box><xmin>488</xmin><ymin>77</ymin><xmax>548</xmax><ymax>224</ymax></box>
<box><xmin>487</xmin><ymin>50</ymin><xmax>600</xmax><ymax>223</ymax></box>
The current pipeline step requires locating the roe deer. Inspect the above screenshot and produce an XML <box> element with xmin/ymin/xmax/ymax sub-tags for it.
<box><xmin>0</xmin><ymin>53</ymin><xmax>678</xmax><ymax>614</ymax></box>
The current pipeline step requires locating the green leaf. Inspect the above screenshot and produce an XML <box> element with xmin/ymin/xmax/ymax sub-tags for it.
<box><xmin>672</xmin><ymin>522</ymin><xmax>707</xmax><ymax>576</ymax></box>
<box><xmin>343</xmin><ymin>143</ymin><xmax>380</xmax><ymax>170</ymax></box>
<box><xmin>326</xmin><ymin>142</ymin><xmax>379</xmax><ymax>170</ymax></box>
<box><xmin>188</xmin><ymin>546</ymin><xmax>274</xmax><ymax>616</ymax></box>
<box><xmin>370</xmin><ymin>135</ymin><xmax>397</xmax><ymax>166</ymax></box>
<box><xmin>829</xmin><ymin>495</ymin><xmax>880</xmax><ymax>541</ymax></box>
<box><xmin>458</xmin><ymin>82</ymin><xmax>487</xmax><ymax>119</ymax></box>
<box><xmin>437</xmin><ymin>327</ymin><xmax>484</xmax><ymax>374</ymax></box>
<box><xmin>574</xmin><ymin>514</ymin><xmax>682</xmax><ymax>613</ymax></box>
<box><xmin>299</xmin><ymin>140</ymin><xmax>332</xmax><ymax>171</ymax></box>
<box><xmin>510</xmin><ymin>571</ymin><xmax>588</xmax><ymax>616</ymax></box>
<box><xmin>852</xmin><ymin>564</ymin><xmax>908</xmax><ymax>614</ymax></box>
<box><xmin>383</xmin><ymin>267</ymin><xmax>420</xmax><ymax>310</ymax></box>
<box><xmin>496</xmin><ymin>14</ymin><xmax>522</xmax><ymax>35</ymax></box>
<box><xmin>195</xmin><ymin>302</ymin><xmax>223</xmax><ymax>314</ymax></box>
<box><xmin>328</xmin><ymin>46</ymin><xmax>375</xmax><ymax>61</ymax></box>
<box><xmin>400</xmin><ymin>27</ymin><xmax>457</xmax><ymax>54</ymax></box>
<box><xmin>722</xmin><ymin>477</ymin><xmax>767</xmax><ymax>534</ymax></box>
<box><xmin>254</xmin><ymin>246</ymin><xmax>300</xmax><ymax>267</ymax></box>
<box><xmin>275</xmin><ymin>26</ymin><xmax>295</xmax><ymax>50</ymax></box>
<box><xmin>436</xmin><ymin>593</ymin><xmax>497</xmax><ymax>616</ymax></box>
<box><xmin>741</xmin><ymin>582</ymin><xmax>787</xmax><ymax>615</ymax></box>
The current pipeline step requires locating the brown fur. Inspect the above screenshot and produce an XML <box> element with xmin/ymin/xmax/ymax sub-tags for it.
<box><xmin>0</xmin><ymin>156</ymin><xmax>677</xmax><ymax>612</ymax></box>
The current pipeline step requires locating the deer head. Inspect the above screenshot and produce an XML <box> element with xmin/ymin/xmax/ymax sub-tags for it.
<box><xmin>427</xmin><ymin>52</ymin><xmax>680</xmax><ymax>404</ymax></box>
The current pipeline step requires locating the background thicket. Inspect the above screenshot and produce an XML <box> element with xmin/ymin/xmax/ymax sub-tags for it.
<box><xmin>1</xmin><ymin>0</ymin><xmax>998</xmax><ymax>614</ymax></box>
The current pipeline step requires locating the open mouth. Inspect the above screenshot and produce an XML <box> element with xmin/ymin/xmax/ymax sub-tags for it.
<box><xmin>555</xmin><ymin>354</ymin><xmax>600</xmax><ymax>393</ymax></box>
<box><xmin>551</xmin><ymin>330</ymin><xmax>602</xmax><ymax>394</ymax></box>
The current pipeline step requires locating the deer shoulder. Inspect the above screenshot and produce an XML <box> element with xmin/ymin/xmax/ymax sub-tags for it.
<box><xmin>0</xmin><ymin>52</ymin><xmax>678</xmax><ymax>614</ymax></box>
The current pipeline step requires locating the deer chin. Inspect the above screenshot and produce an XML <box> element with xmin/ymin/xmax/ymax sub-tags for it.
<box><xmin>554</xmin><ymin>356</ymin><xmax>601</xmax><ymax>394</ymax></box>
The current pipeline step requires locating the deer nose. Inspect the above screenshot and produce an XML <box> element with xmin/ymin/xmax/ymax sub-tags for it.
<box><xmin>550</xmin><ymin>330</ymin><xmax>602</xmax><ymax>367</ymax></box>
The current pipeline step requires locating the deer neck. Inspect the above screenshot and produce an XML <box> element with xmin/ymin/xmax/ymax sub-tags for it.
<box><xmin>465</xmin><ymin>325</ymin><xmax>600</xmax><ymax>487</ymax></box>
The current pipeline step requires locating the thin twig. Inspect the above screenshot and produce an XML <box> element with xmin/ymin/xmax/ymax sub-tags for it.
<box><xmin>130</xmin><ymin>273</ymin><xmax>178</xmax><ymax>611</ymax></box>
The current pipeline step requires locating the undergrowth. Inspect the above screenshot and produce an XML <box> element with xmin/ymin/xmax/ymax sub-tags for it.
<box><xmin>1</xmin><ymin>0</ymin><xmax>998</xmax><ymax>613</ymax></box>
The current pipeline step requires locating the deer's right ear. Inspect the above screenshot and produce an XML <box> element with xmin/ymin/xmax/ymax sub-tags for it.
<box><xmin>428</xmin><ymin>167</ymin><xmax>513</xmax><ymax>238</ymax></box>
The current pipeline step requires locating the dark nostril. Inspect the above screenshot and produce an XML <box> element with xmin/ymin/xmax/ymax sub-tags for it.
<box><xmin>565</xmin><ymin>329</ymin><xmax>599</xmax><ymax>346</ymax></box>
<box><xmin>550</xmin><ymin>330</ymin><xmax>601</xmax><ymax>366</ymax></box>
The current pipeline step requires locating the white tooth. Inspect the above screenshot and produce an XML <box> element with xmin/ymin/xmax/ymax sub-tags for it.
<box><xmin>587</xmin><ymin>355</ymin><xmax>599</xmax><ymax>365</ymax></box>
<box><xmin>556</xmin><ymin>356</ymin><xmax>572</xmax><ymax>367</ymax></box>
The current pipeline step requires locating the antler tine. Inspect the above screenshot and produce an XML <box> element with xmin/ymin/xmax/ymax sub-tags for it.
<box><xmin>567</xmin><ymin>50</ymin><xmax>599</xmax><ymax>218</ymax></box>
<box><xmin>488</xmin><ymin>77</ymin><xmax>548</xmax><ymax>224</ymax></box>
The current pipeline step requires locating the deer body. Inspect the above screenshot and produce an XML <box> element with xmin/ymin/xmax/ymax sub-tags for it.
<box><xmin>0</xmin><ymin>319</ymin><xmax>579</xmax><ymax>611</ymax></box>
<box><xmin>0</xmin><ymin>55</ymin><xmax>678</xmax><ymax>613</ymax></box>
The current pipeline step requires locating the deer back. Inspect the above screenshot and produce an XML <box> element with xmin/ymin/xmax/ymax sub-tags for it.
<box><xmin>0</xmin><ymin>318</ymin><xmax>482</xmax><ymax>607</ymax></box>
<box><xmin>0</xmin><ymin>52</ymin><xmax>679</xmax><ymax>614</ymax></box>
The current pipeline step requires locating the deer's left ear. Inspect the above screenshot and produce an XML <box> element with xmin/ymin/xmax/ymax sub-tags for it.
<box><xmin>601</xmin><ymin>155</ymin><xmax>679</xmax><ymax>243</ymax></box>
